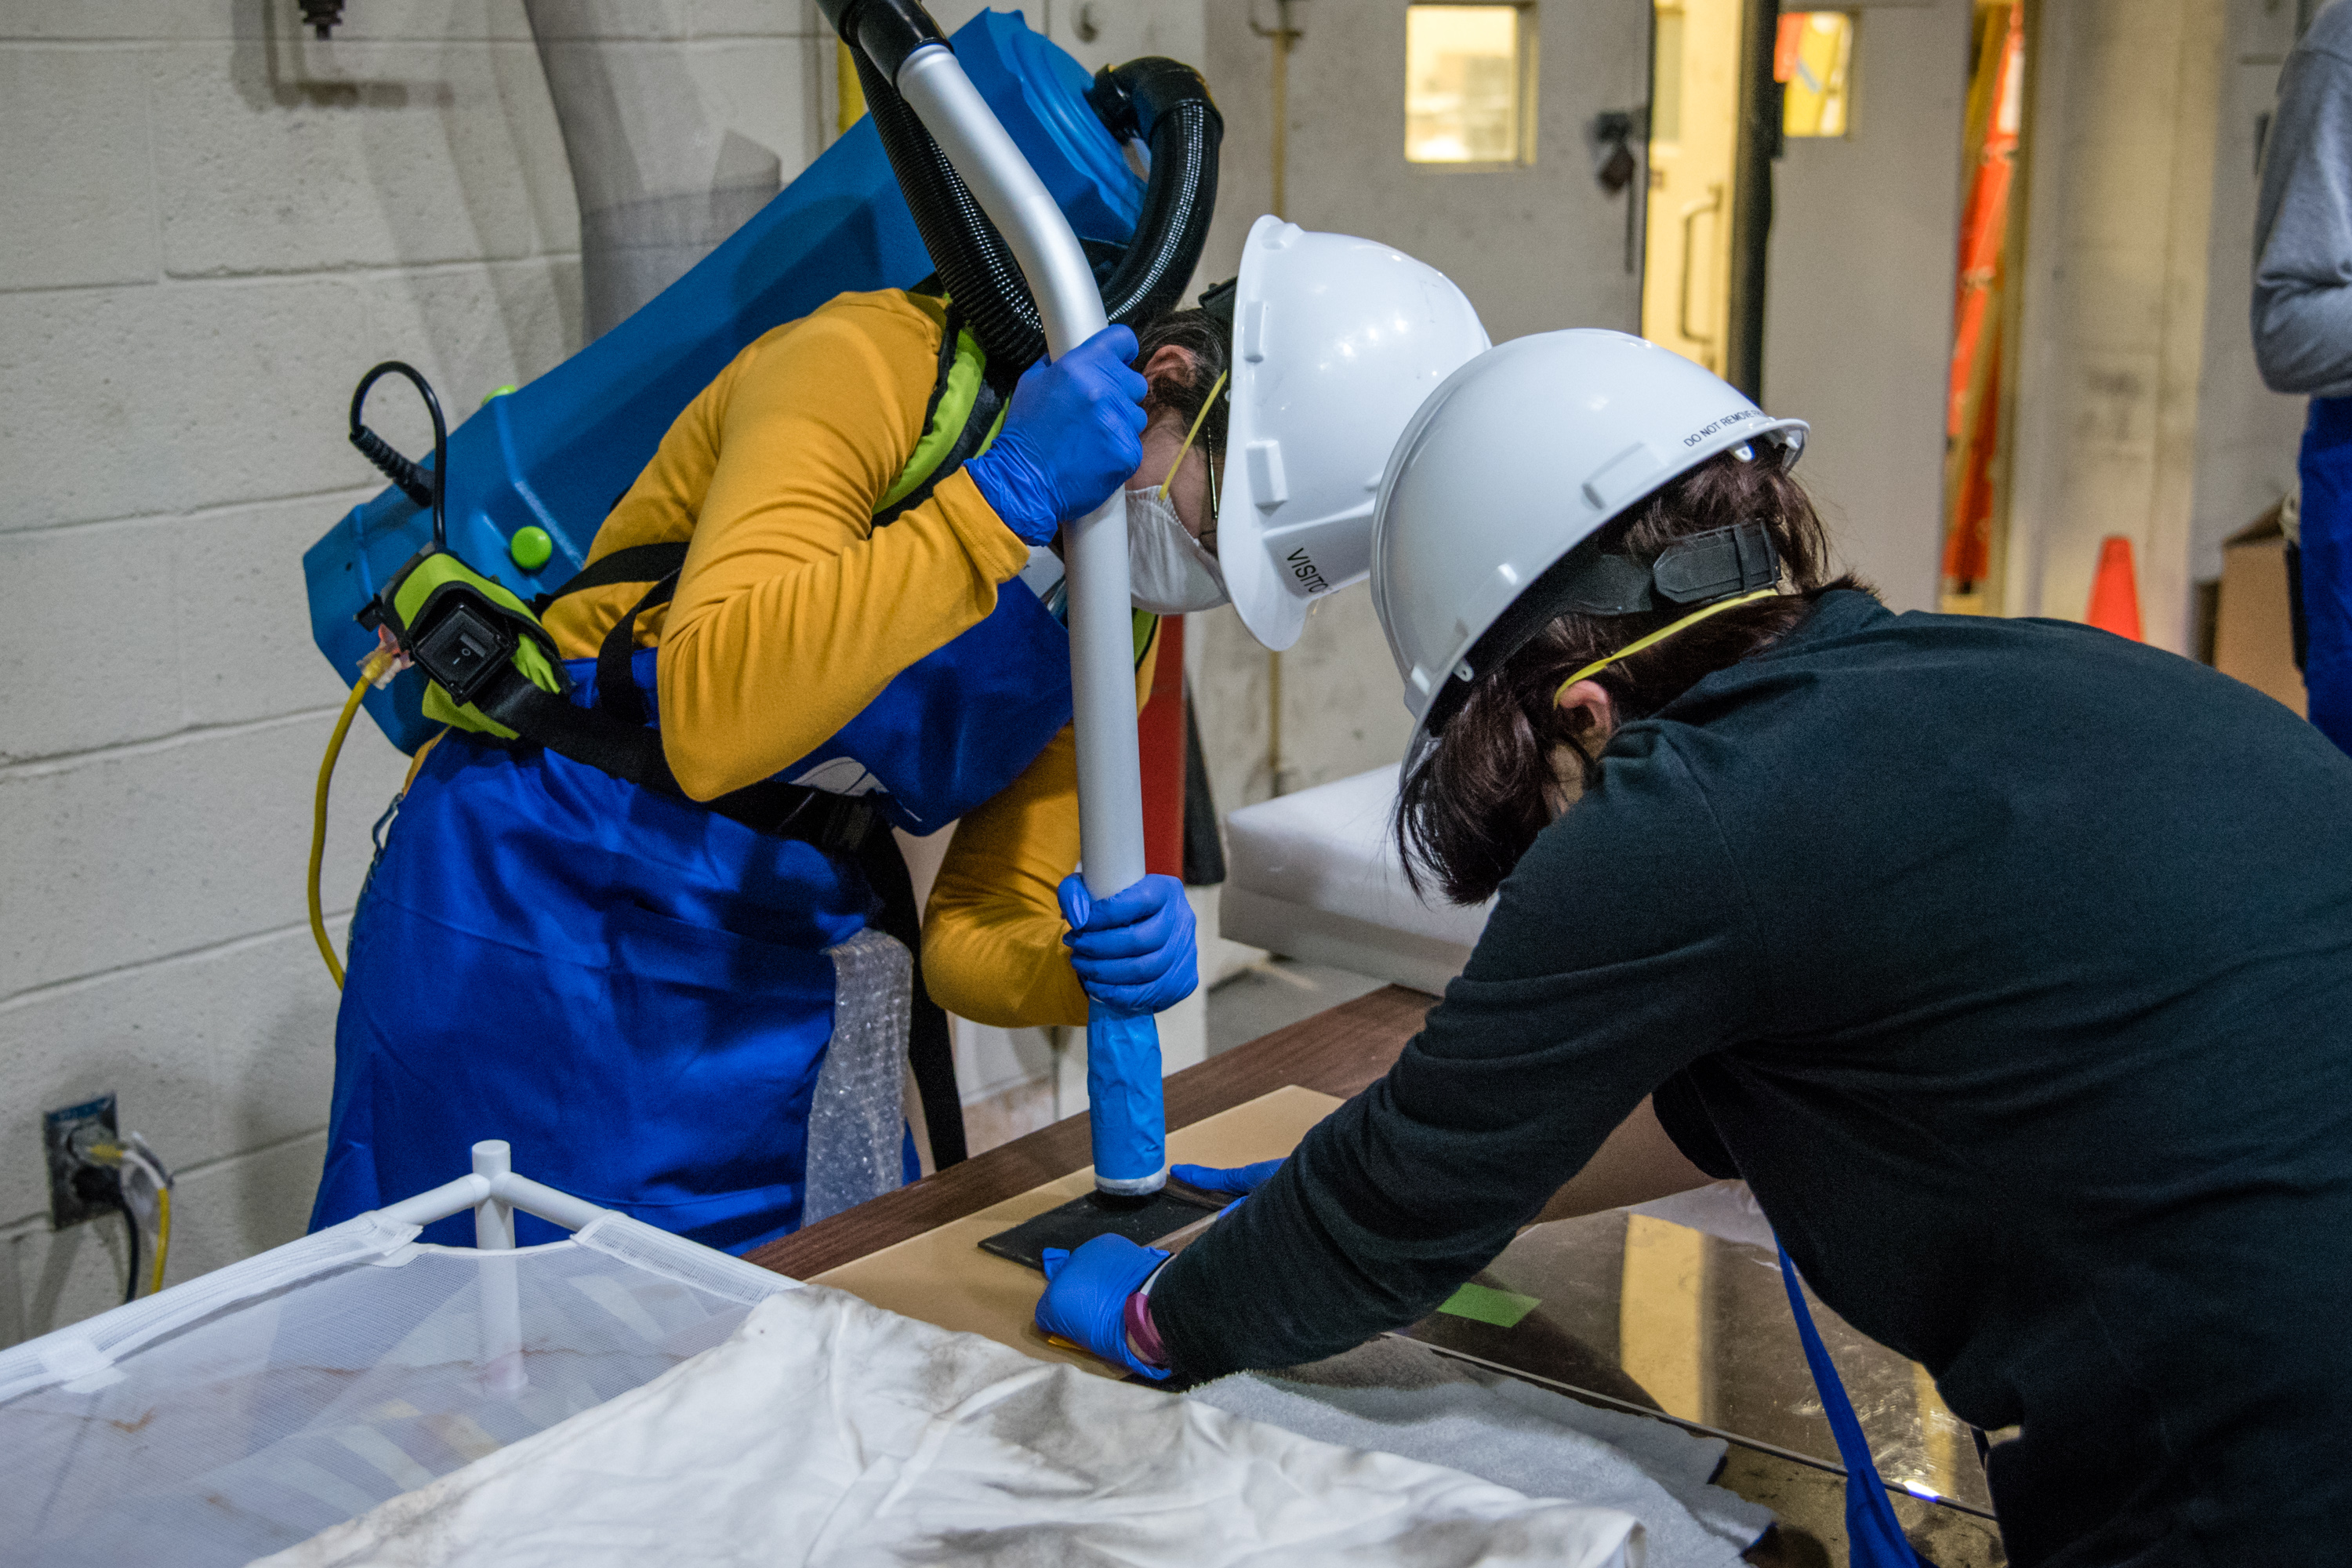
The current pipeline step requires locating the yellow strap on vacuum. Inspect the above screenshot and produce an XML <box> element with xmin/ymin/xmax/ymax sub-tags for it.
<box><xmin>1553</xmin><ymin>588</ymin><xmax>1779</xmax><ymax>705</ymax></box>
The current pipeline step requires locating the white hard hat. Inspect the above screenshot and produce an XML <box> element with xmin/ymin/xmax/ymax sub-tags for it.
<box><xmin>1219</xmin><ymin>216</ymin><xmax>1490</xmax><ymax>651</ymax></box>
<box><xmin>1370</xmin><ymin>328</ymin><xmax>1808</xmax><ymax>756</ymax></box>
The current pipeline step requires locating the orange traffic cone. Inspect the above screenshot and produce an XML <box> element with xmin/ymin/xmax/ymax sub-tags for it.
<box><xmin>2086</xmin><ymin>535</ymin><xmax>2143</xmax><ymax>641</ymax></box>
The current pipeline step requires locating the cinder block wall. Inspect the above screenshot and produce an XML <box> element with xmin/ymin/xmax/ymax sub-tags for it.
<box><xmin>0</xmin><ymin>2</ymin><xmax>817</xmax><ymax>1347</ymax></box>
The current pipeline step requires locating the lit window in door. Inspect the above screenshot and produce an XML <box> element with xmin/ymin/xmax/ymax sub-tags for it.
<box><xmin>1405</xmin><ymin>5</ymin><xmax>1534</xmax><ymax>165</ymax></box>
<box><xmin>1777</xmin><ymin>12</ymin><xmax>1855</xmax><ymax>138</ymax></box>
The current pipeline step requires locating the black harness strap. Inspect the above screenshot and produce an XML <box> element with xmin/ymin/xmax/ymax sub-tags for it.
<box><xmin>474</xmin><ymin>660</ymin><xmax>968</xmax><ymax>1167</ymax></box>
<box><xmin>532</xmin><ymin>541</ymin><xmax>691</xmax><ymax>612</ymax></box>
<box><xmin>473</xmin><ymin>676</ymin><xmax>877</xmax><ymax>855</ymax></box>
<box><xmin>595</xmin><ymin>571</ymin><xmax>677</xmax><ymax>728</ymax></box>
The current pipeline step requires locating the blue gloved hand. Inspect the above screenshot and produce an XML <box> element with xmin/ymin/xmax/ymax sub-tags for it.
<box><xmin>1170</xmin><ymin>1158</ymin><xmax>1285</xmax><ymax>1198</ymax></box>
<box><xmin>1057</xmin><ymin>873</ymin><xmax>1199</xmax><ymax>1015</ymax></box>
<box><xmin>965</xmin><ymin>326</ymin><xmax>1149</xmax><ymax>546</ymax></box>
<box><xmin>1036</xmin><ymin>1232</ymin><xmax>1171</xmax><ymax>1378</ymax></box>
<box><xmin>1171</xmin><ymin>1158</ymin><xmax>1284</xmax><ymax>1221</ymax></box>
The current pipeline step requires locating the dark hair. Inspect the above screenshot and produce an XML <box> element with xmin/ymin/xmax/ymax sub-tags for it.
<box><xmin>1396</xmin><ymin>446</ymin><xmax>1863</xmax><ymax>906</ymax></box>
<box><xmin>1134</xmin><ymin>308</ymin><xmax>1229</xmax><ymax>448</ymax></box>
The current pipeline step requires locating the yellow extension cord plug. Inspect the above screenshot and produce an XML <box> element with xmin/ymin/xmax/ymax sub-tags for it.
<box><xmin>73</xmin><ymin>1127</ymin><xmax>175</xmax><ymax>1301</ymax></box>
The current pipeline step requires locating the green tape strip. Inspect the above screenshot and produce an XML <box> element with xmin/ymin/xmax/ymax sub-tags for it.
<box><xmin>1436</xmin><ymin>1282</ymin><xmax>1541</xmax><ymax>1329</ymax></box>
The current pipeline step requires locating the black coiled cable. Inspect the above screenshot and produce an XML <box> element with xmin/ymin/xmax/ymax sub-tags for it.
<box><xmin>348</xmin><ymin>361</ymin><xmax>448</xmax><ymax>552</ymax></box>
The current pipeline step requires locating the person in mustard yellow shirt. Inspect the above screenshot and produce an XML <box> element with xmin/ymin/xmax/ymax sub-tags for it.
<box><xmin>310</xmin><ymin>290</ymin><xmax>1228</xmax><ymax>1253</ymax></box>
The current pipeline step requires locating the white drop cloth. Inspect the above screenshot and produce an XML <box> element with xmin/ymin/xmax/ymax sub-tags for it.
<box><xmin>1193</xmin><ymin>1336</ymin><xmax>1774</xmax><ymax>1567</ymax></box>
<box><xmin>259</xmin><ymin>1285</ymin><xmax>1644</xmax><ymax>1568</ymax></box>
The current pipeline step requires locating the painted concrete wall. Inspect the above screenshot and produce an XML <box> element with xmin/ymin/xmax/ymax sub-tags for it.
<box><xmin>2188</xmin><ymin>0</ymin><xmax>2312</xmax><ymax>581</ymax></box>
<box><xmin>1763</xmin><ymin>0</ymin><xmax>1971</xmax><ymax>613</ymax></box>
<box><xmin>1186</xmin><ymin>0</ymin><xmax>1653</xmax><ymax>828</ymax></box>
<box><xmin>0</xmin><ymin>0</ymin><xmax>818</xmax><ymax>1348</ymax></box>
<box><xmin>2005</xmin><ymin>0</ymin><xmax>2230</xmax><ymax>650</ymax></box>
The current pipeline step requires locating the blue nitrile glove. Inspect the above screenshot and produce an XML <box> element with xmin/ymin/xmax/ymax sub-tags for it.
<box><xmin>964</xmin><ymin>325</ymin><xmax>1149</xmax><ymax>546</ymax></box>
<box><xmin>1170</xmin><ymin>1158</ymin><xmax>1285</xmax><ymax>1198</ymax></box>
<box><xmin>1171</xmin><ymin>1158</ymin><xmax>1284</xmax><ymax>1221</ymax></box>
<box><xmin>1036</xmin><ymin>1233</ymin><xmax>1171</xmax><ymax>1378</ymax></box>
<box><xmin>1057</xmin><ymin>872</ymin><xmax>1199</xmax><ymax>1015</ymax></box>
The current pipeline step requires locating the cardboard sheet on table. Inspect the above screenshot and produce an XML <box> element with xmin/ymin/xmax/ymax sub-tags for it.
<box><xmin>813</xmin><ymin>1084</ymin><xmax>1341</xmax><ymax>1375</ymax></box>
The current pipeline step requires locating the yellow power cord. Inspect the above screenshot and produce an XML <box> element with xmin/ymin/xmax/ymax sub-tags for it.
<box><xmin>310</xmin><ymin>648</ymin><xmax>399</xmax><ymax>989</ymax></box>
<box><xmin>150</xmin><ymin>1185</ymin><xmax>171</xmax><ymax>1298</ymax></box>
<box><xmin>85</xmin><ymin>1137</ymin><xmax>172</xmax><ymax>1301</ymax></box>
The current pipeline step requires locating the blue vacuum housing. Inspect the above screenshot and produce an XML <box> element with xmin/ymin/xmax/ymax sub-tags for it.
<box><xmin>306</xmin><ymin>12</ymin><xmax>1144</xmax><ymax>753</ymax></box>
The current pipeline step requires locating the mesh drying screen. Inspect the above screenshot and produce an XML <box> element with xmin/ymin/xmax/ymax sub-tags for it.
<box><xmin>3</xmin><ymin>1223</ymin><xmax>793</xmax><ymax>1566</ymax></box>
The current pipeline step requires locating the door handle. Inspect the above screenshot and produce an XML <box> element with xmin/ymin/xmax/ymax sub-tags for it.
<box><xmin>1678</xmin><ymin>182</ymin><xmax>1725</xmax><ymax>370</ymax></box>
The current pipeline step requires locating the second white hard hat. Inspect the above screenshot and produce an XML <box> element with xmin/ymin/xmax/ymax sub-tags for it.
<box><xmin>1370</xmin><ymin>328</ymin><xmax>1808</xmax><ymax>752</ymax></box>
<box><xmin>1218</xmin><ymin>216</ymin><xmax>1490</xmax><ymax>651</ymax></box>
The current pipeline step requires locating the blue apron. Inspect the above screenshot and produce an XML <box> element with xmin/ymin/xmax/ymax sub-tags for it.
<box><xmin>2300</xmin><ymin>397</ymin><xmax>2352</xmax><ymax>756</ymax></box>
<box><xmin>310</xmin><ymin>578</ymin><xmax>1077</xmax><ymax>1252</ymax></box>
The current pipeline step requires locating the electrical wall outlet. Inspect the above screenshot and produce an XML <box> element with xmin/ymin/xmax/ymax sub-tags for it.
<box><xmin>44</xmin><ymin>1094</ymin><xmax>120</xmax><ymax>1229</ymax></box>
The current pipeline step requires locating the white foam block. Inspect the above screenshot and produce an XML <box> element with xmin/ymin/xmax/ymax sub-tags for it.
<box><xmin>1221</xmin><ymin>768</ymin><xmax>1493</xmax><ymax>994</ymax></box>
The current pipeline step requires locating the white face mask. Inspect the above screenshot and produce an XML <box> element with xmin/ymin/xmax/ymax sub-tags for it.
<box><xmin>1125</xmin><ymin>486</ymin><xmax>1228</xmax><ymax>614</ymax></box>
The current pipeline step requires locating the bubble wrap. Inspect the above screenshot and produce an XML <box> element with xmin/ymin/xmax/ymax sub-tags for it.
<box><xmin>802</xmin><ymin>927</ymin><xmax>913</xmax><ymax>1226</ymax></box>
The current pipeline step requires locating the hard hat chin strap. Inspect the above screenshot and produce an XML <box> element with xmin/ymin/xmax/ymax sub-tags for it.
<box><xmin>1542</xmin><ymin>521</ymin><xmax>1784</xmax><ymax>701</ymax></box>
<box><xmin>1552</xmin><ymin>518</ymin><xmax>1782</xmax><ymax>616</ymax></box>
<box><xmin>1439</xmin><ymin>519</ymin><xmax>1785</xmax><ymax>721</ymax></box>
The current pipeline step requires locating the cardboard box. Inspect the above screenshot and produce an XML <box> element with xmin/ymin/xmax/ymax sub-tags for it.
<box><xmin>2213</xmin><ymin>506</ymin><xmax>2308</xmax><ymax>717</ymax></box>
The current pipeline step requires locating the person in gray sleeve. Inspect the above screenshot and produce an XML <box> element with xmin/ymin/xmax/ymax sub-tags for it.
<box><xmin>2255</xmin><ymin>0</ymin><xmax>2352</xmax><ymax>753</ymax></box>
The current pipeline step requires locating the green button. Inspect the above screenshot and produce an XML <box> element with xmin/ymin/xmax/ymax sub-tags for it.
<box><xmin>1435</xmin><ymin>1283</ymin><xmax>1541</xmax><ymax>1328</ymax></box>
<box><xmin>509</xmin><ymin>526</ymin><xmax>554</xmax><ymax>572</ymax></box>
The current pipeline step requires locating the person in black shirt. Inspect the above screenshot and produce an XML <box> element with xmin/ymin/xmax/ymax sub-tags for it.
<box><xmin>1034</xmin><ymin>332</ymin><xmax>2352</xmax><ymax>1566</ymax></box>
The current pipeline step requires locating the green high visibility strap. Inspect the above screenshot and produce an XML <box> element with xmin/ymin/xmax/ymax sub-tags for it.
<box><xmin>875</xmin><ymin>317</ymin><xmax>1004</xmax><ymax>517</ymax></box>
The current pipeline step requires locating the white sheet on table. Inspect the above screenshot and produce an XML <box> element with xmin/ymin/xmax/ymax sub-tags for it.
<box><xmin>258</xmin><ymin>1285</ymin><xmax>1645</xmax><ymax>1568</ymax></box>
<box><xmin>1194</xmin><ymin>1336</ymin><xmax>1773</xmax><ymax>1567</ymax></box>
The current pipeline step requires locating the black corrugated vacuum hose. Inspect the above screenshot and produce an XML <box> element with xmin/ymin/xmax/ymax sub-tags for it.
<box><xmin>1088</xmin><ymin>57</ymin><xmax>1222</xmax><ymax>331</ymax></box>
<box><xmin>852</xmin><ymin>44</ymin><xmax>1051</xmax><ymax>378</ymax></box>
<box><xmin>823</xmin><ymin>0</ymin><xmax>1221</xmax><ymax>379</ymax></box>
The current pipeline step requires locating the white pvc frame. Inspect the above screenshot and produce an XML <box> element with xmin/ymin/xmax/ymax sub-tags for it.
<box><xmin>379</xmin><ymin>1138</ymin><xmax>609</xmax><ymax>1237</ymax></box>
<box><xmin>379</xmin><ymin>1139</ymin><xmax>612</xmax><ymax>1393</ymax></box>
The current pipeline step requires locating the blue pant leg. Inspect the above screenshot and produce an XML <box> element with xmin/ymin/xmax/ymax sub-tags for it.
<box><xmin>2301</xmin><ymin>398</ymin><xmax>2352</xmax><ymax>756</ymax></box>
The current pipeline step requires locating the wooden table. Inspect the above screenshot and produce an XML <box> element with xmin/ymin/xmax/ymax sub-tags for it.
<box><xmin>744</xmin><ymin>983</ymin><xmax>2005</xmax><ymax>1566</ymax></box>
